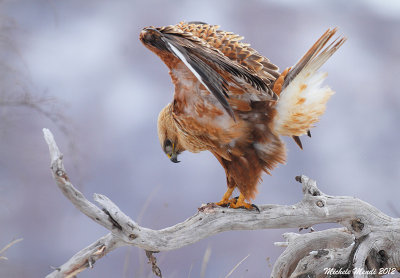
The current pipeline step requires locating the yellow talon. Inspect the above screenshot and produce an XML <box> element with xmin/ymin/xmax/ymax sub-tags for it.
<box><xmin>215</xmin><ymin>187</ymin><xmax>235</xmax><ymax>206</ymax></box>
<box><xmin>215</xmin><ymin>189</ymin><xmax>257</xmax><ymax>211</ymax></box>
<box><xmin>229</xmin><ymin>194</ymin><xmax>253</xmax><ymax>210</ymax></box>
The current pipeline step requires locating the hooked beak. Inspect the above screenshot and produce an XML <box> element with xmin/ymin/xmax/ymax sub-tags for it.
<box><xmin>169</xmin><ymin>152</ymin><xmax>180</xmax><ymax>163</ymax></box>
<box><xmin>165</xmin><ymin>141</ymin><xmax>181</xmax><ymax>163</ymax></box>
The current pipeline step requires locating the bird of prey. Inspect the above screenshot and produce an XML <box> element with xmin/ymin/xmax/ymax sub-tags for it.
<box><xmin>140</xmin><ymin>21</ymin><xmax>345</xmax><ymax>209</ymax></box>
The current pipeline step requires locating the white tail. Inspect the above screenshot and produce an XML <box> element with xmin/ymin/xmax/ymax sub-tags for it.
<box><xmin>272</xmin><ymin>28</ymin><xmax>346</xmax><ymax>137</ymax></box>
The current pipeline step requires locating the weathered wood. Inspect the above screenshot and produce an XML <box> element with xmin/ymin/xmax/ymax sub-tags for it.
<box><xmin>272</xmin><ymin>228</ymin><xmax>354</xmax><ymax>277</ymax></box>
<box><xmin>43</xmin><ymin>129</ymin><xmax>400</xmax><ymax>277</ymax></box>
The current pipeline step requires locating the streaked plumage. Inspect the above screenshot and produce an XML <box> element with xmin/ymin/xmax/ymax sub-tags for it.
<box><xmin>140</xmin><ymin>22</ymin><xmax>345</xmax><ymax>209</ymax></box>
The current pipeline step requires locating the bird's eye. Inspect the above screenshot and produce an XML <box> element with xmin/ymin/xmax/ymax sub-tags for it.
<box><xmin>164</xmin><ymin>139</ymin><xmax>172</xmax><ymax>148</ymax></box>
<box><xmin>164</xmin><ymin>139</ymin><xmax>174</xmax><ymax>154</ymax></box>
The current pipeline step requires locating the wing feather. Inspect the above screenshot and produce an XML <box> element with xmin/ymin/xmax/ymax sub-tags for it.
<box><xmin>165</xmin><ymin>40</ymin><xmax>235</xmax><ymax>119</ymax></box>
<box><xmin>159</xmin><ymin>31</ymin><xmax>277</xmax><ymax>119</ymax></box>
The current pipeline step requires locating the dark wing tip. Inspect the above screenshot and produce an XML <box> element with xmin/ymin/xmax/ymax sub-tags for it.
<box><xmin>163</xmin><ymin>34</ymin><xmax>237</xmax><ymax>120</ymax></box>
<box><xmin>187</xmin><ymin>21</ymin><xmax>209</xmax><ymax>25</ymax></box>
<box><xmin>292</xmin><ymin>136</ymin><xmax>303</xmax><ymax>150</ymax></box>
<box><xmin>226</xmin><ymin>105</ymin><xmax>236</xmax><ymax>122</ymax></box>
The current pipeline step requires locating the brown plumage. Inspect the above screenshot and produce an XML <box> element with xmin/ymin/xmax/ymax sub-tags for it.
<box><xmin>140</xmin><ymin>22</ymin><xmax>346</xmax><ymax>209</ymax></box>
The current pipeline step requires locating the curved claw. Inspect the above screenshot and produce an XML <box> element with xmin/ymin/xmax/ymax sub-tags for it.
<box><xmin>215</xmin><ymin>190</ymin><xmax>259</xmax><ymax>212</ymax></box>
<box><xmin>251</xmin><ymin>204</ymin><xmax>260</xmax><ymax>212</ymax></box>
<box><xmin>229</xmin><ymin>200</ymin><xmax>253</xmax><ymax>210</ymax></box>
<box><xmin>229</xmin><ymin>194</ymin><xmax>258</xmax><ymax>211</ymax></box>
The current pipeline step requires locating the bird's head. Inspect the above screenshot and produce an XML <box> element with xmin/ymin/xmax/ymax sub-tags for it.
<box><xmin>158</xmin><ymin>103</ymin><xmax>185</xmax><ymax>163</ymax></box>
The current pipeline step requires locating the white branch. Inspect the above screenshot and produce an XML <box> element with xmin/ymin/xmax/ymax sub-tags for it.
<box><xmin>46</xmin><ymin>233</ymin><xmax>122</xmax><ymax>278</ymax></box>
<box><xmin>0</xmin><ymin>238</ymin><xmax>23</xmax><ymax>261</ymax></box>
<box><xmin>43</xmin><ymin>129</ymin><xmax>400</xmax><ymax>277</ymax></box>
<box><xmin>291</xmin><ymin>244</ymin><xmax>354</xmax><ymax>277</ymax></box>
<box><xmin>271</xmin><ymin>228</ymin><xmax>354</xmax><ymax>277</ymax></box>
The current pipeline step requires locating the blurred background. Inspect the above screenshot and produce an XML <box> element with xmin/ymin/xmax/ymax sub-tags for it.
<box><xmin>1</xmin><ymin>0</ymin><xmax>400</xmax><ymax>277</ymax></box>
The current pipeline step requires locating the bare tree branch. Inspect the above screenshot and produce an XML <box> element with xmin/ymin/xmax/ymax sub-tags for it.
<box><xmin>272</xmin><ymin>228</ymin><xmax>354</xmax><ymax>277</ymax></box>
<box><xmin>0</xmin><ymin>238</ymin><xmax>23</xmax><ymax>261</ymax></box>
<box><xmin>48</xmin><ymin>233</ymin><xmax>122</xmax><ymax>278</ymax></box>
<box><xmin>225</xmin><ymin>253</ymin><xmax>250</xmax><ymax>278</ymax></box>
<box><xmin>43</xmin><ymin>128</ymin><xmax>400</xmax><ymax>277</ymax></box>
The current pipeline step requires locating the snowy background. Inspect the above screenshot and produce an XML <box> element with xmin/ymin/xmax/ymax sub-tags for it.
<box><xmin>1</xmin><ymin>0</ymin><xmax>400</xmax><ymax>277</ymax></box>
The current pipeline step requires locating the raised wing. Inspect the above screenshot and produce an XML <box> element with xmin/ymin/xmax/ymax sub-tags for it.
<box><xmin>174</xmin><ymin>22</ymin><xmax>280</xmax><ymax>86</ymax></box>
<box><xmin>140</xmin><ymin>24</ymin><xmax>278</xmax><ymax>119</ymax></box>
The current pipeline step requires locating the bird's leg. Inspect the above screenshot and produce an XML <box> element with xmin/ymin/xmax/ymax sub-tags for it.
<box><xmin>272</xmin><ymin>67</ymin><xmax>291</xmax><ymax>96</ymax></box>
<box><xmin>229</xmin><ymin>193</ymin><xmax>253</xmax><ymax>210</ymax></box>
<box><xmin>215</xmin><ymin>187</ymin><xmax>235</xmax><ymax>207</ymax></box>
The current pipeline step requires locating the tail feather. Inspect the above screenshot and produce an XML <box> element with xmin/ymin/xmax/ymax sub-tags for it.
<box><xmin>282</xmin><ymin>28</ymin><xmax>343</xmax><ymax>90</ymax></box>
<box><xmin>272</xmin><ymin>28</ymin><xmax>346</xmax><ymax>137</ymax></box>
